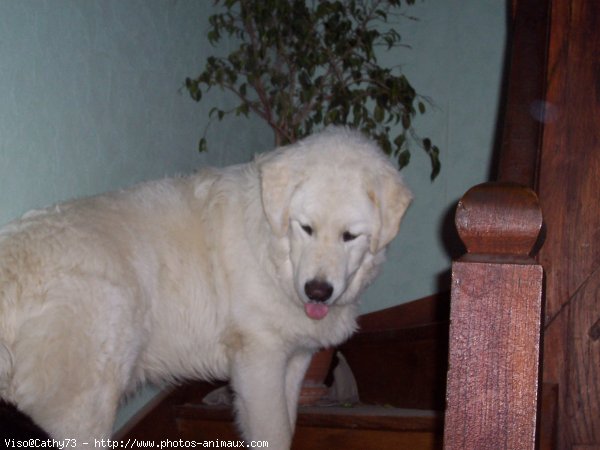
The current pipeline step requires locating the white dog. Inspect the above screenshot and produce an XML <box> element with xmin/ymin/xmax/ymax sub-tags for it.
<box><xmin>0</xmin><ymin>128</ymin><xmax>412</xmax><ymax>447</ymax></box>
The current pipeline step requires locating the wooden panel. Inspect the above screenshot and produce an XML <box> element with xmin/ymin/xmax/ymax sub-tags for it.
<box><xmin>344</xmin><ymin>292</ymin><xmax>450</xmax><ymax>410</ymax></box>
<box><xmin>538</xmin><ymin>383</ymin><xmax>558</xmax><ymax>450</ymax></box>
<box><xmin>177</xmin><ymin>418</ymin><xmax>238</xmax><ymax>442</ymax></box>
<box><xmin>538</xmin><ymin>0</ymin><xmax>600</xmax><ymax>321</ymax></box>
<box><xmin>176</xmin><ymin>405</ymin><xmax>443</xmax><ymax>450</ymax></box>
<box><xmin>564</xmin><ymin>269</ymin><xmax>600</xmax><ymax>446</ymax></box>
<box><xmin>356</xmin><ymin>292</ymin><xmax>450</xmax><ymax>332</ymax></box>
<box><xmin>178</xmin><ymin>418</ymin><xmax>441</xmax><ymax>450</ymax></box>
<box><xmin>444</xmin><ymin>262</ymin><xmax>543</xmax><ymax>450</ymax></box>
<box><xmin>536</xmin><ymin>0</ymin><xmax>572</xmax><ymax>323</ymax></box>
<box><xmin>496</xmin><ymin>0</ymin><xmax>550</xmax><ymax>188</ymax></box>
<box><xmin>340</xmin><ymin>321</ymin><xmax>448</xmax><ymax>410</ymax></box>
<box><xmin>292</xmin><ymin>428</ymin><xmax>440</xmax><ymax>450</ymax></box>
<box><xmin>443</xmin><ymin>183</ymin><xmax>543</xmax><ymax>450</ymax></box>
<box><xmin>534</xmin><ymin>1</ymin><xmax>600</xmax><ymax>448</ymax></box>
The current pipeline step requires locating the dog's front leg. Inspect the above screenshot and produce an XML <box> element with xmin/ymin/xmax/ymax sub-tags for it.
<box><xmin>284</xmin><ymin>350</ymin><xmax>313</xmax><ymax>430</ymax></box>
<box><xmin>230</xmin><ymin>347</ymin><xmax>293</xmax><ymax>449</ymax></box>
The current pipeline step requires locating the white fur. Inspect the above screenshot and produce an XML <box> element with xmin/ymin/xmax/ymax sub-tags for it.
<box><xmin>0</xmin><ymin>128</ymin><xmax>412</xmax><ymax>447</ymax></box>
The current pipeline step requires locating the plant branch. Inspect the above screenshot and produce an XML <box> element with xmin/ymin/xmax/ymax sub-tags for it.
<box><xmin>186</xmin><ymin>0</ymin><xmax>441</xmax><ymax>179</ymax></box>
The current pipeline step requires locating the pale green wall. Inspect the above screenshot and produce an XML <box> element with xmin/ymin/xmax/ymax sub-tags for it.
<box><xmin>361</xmin><ymin>0</ymin><xmax>507</xmax><ymax>312</ymax></box>
<box><xmin>0</xmin><ymin>0</ymin><xmax>506</xmax><ymax>433</ymax></box>
<box><xmin>0</xmin><ymin>0</ymin><xmax>270</xmax><ymax>227</ymax></box>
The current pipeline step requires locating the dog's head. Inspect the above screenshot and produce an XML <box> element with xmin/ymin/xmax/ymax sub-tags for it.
<box><xmin>259</xmin><ymin>128</ymin><xmax>412</xmax><ymax>320</ymax></box>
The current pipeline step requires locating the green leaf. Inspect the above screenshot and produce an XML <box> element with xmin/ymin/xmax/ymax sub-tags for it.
<box><xmin>380</xmin><ymin>137</ymin><xmax>392</xmax><ymax>155</ymax></box>
<box><xmin>398</xmin><ymin>149</ymin><xmax>411</xmax><ymax>169</ymax></box>
<box><xmin>375</xmin><ymin>9</ymin><xmax>387</xmax><ymax>21</ymax></box>
<box><xmin>374</xmin><ymin>105</ymin><xmax>384</xmax><ymax>123</ymax></box>
<box><xmin>198</xmin><ymin>138</ymin><xmax>207</xmax><ymax>153</ymax></box>
<box><xmin>429</xmin><ymin>145</ymin><xmax>441</xmax><ymax>180</ymax></box>
<box><xmin>401</xmin><ymin>113</ymin><xmax>411</xmax><ymax>129</ymax></box>
<box><xmin>236</xmin><ymin>103</ymin><xmax>249</xmax><ymax>117</ymax></box>
<box><xmin>185</xmin><ymin>78</ymin><xmax>202</xmax><ymax>102</ymax></box>
<box><xmin>423</xmin><ymin>137</ymin><xmax>432</xmax><ymax>150</ymax></box>
<box><xmin>393</xmin><ymin>133</ymin><xmax>406</xmax><ymax>150</ymax></box>
<box><xmin>207</xmin><ymin>30</ymin><xmax>220</xmax><ymax>45</ymax></box>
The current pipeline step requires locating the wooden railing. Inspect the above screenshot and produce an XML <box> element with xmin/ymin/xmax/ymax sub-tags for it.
<box><xmin>442</xmin><ymin>0</ymin><xmax>551</xmax><ymax>447</ymax></box>
<box><xmin>443</xmin><ymin>183</ymin><xmax>544</xmax><ymax>449</ymax></box>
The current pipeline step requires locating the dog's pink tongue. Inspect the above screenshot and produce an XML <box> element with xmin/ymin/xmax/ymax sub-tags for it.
<box><xmin>305</xmin><ymin>303</ymin><xmax>329</xmax><ymax>320</ymax></box>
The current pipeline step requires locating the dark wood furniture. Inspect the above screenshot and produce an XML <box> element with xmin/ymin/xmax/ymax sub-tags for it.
<box><xmin>447</xmin><ymin>0</ymin><xmax>600</xmax><ymax>447</ymax></box>
<box><xmin>443</xmin><ymin>183</ymin><xmax>544</xmax><ymax>450</ymax></box>
<box><xmin>535</xmin><ymin>0</ymin><xmax>600</xmax><ymax>447</ymax></box>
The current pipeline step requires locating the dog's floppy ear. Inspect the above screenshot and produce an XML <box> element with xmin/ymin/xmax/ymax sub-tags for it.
<box><xmin>369</xmin><ymin>168</ymin><xmax>413</xmax><ymax>253</ymax></box>
<box><xmin>259</xmin><ymin>152</ymin><xmax>302</xmax><ymax>237</ymax></box>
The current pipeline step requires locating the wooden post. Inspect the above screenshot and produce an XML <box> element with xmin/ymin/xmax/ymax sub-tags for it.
<box><xmin>443</xmin><ymin>183</ymin><xmax>544</xmax><ymax>450</ymax></box>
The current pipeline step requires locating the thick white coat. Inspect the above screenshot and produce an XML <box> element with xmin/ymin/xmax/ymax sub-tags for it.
<box><xmin>0</xmin><ymin>128</ymin><xmax>412</xmax><ymax>448</ymax></box>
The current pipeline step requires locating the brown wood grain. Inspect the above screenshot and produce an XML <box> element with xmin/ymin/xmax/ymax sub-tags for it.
<box><xmin>355</xmin><ymin>291</ymin><xmax>450</xmax><ymax>332</ymax></box>
<box><xmin>178</xmin><ymin>418</ymin><xmax>441</xmax><ymax>450</ymax></box>
<box><xmin>341</xmin><ymin>293</ymin><xmax>450</xmax><ymax>411</ymax></box>
<box><xmin>532</xmin><ymin>0</ymin><xmax>600</xmax><ymax>448</ymax></box>
<box><xmin>455</xmin><ymin>183</ymin><xmax>542</xmax><ymax>257</ymax></box>
<box><xmin>538</xmin><ymin>0</ymin><xmax>600</xmax><ymax>328</ymax></box>
<box><xmin>176</xmin><ymin>405</ymin><xmax>443</xmax><ymax>450</ymax></box>
<box><xmin>443</xmin><ymin>183</ymin><xmax>543</xmax><ymax>450</ymax></box>
<box><xmin>538</xmin><ymin>383</ymin><xmax>558</xmax><ymax>450</ymax></box>
<box><xmin>340</xmin><ymin>321</ymin><xmax>449</xmax><ymax>410</ymax></box>
<box><xmin>497</xmin><ymin>0</ymin><xmax>600</xmax><ymax>447</ymax></box>
<box><xmin>564</xmin><ymin>269</ymin><xmax>600</xmax><ymax>446</ymax></box>
<box><xmin>444</xmin><ymin>262</ymin><xmax>543</xmax><ymax>450</ymax></box>
<box><xmin>497</xmin><ymin>0</ymin><xmax>550</xmax><ymax>188</ymax></box>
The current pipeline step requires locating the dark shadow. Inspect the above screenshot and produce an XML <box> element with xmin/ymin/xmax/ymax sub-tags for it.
<box><xmin>488</xmin><ymin>1</ymin><xmax>514</xmax><ymax>182</ymax></box>
<box><xmin>436</xmin><ymin>198</ymin><xmax>465</xmax><ymax>293</ymax></box>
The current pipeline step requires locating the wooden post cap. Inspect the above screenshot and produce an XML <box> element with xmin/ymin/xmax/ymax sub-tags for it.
<box><xmin>455</xmin><ymin>182</ymin><xmax>543</xmax><ymax>257</ymax></box>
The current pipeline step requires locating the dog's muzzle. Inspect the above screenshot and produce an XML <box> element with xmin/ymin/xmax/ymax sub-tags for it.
<box><xmin>304</xmin><ymin>279</ymin><xmax>333</xmax><ymax>303</ymax></box>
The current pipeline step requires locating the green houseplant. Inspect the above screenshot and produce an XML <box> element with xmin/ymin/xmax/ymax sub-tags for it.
<box><xmin>185</xmin><ymin>0</ymin><xmax>440</xmax><ymax>179</ymax></box>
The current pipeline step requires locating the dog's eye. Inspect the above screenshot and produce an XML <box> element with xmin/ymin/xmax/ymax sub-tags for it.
<box><xmin>301</xmin><ymin>224</ymin><xmax>313</xmax><ymax>236</ymax></box>
<box><xmin>342</xmin><ymin>231</ymin><xmax>358</xmax><ymax>242</ymax></box>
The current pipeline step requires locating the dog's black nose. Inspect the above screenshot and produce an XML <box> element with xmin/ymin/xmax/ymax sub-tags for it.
<box><xmin>304</xmin><ymin>279</ymin><xmax>333</xmax><ymax>303</ymax></box>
